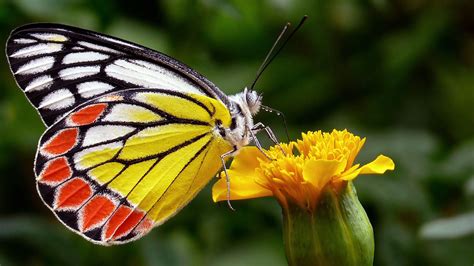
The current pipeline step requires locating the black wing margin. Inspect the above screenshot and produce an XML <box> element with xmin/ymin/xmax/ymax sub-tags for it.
<box><xmin>6</xmin><ymin>23</ymin><xmax>229</xmax><ymax>126</ymax></box>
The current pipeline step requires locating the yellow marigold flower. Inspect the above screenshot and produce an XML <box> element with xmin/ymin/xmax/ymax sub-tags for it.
<box><xmin>212</xmin><ymin>129</ymin><xmax>394</xmax><ymax>208</ymax></box>
<box><xmin>212</xmin><ymin>129</ymin><xmax>395</xmax><ymax>266</ymax></box>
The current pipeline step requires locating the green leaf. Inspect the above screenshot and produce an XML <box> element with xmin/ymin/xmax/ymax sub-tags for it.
<box><xmin>420</xmin><ymin>212</ymin><xmax>474</xmax><ymax>239</ymax></box>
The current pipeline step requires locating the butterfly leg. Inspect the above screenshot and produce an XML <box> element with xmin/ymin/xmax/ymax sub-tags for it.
<box><xmin>249</xmin><ymin>128</ymin><xmax>274</xmax><ymax>160</ymax></box>
<box><xmin>252</xmin><ymin>122</ymin><xmax>279</xmax><ymax>144</ymax></box>
<box><xmin>252</xmin><ymin>122</ymin><xmax>286</xmax><ymax>154</ymax></box>
<box><xmin>220</xmin><ymin>147</ymin><xmax>238</xmax><ymax>211</ymax></box>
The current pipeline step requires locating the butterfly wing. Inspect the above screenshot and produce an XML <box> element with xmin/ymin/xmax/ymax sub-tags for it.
<box><xmin>6</xmin><ymin>23</ymin><xmax>229</xmax><ymax>126</ymax></box>
<box><xmin>35</xmin><ymin>88</ymin><xmax>233</xmax><ymax>245</ymax></box>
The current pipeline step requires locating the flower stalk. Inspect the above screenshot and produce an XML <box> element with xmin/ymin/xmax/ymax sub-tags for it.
<box><xmin>282</xmin><ymin>182</ymin><xmax>373</xmax><ymax>266</ymax></box>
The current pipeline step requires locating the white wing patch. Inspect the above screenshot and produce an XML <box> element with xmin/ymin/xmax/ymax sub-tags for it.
<box><xmin>63</xmin><ymin>51</ymin><xmax>109</xmax><ymax>64</ymax></box>
<box><xmin>25</xmin><ymin>75</ymin><xmax>53</xmax><ymax>92</ymax></box>
<box><xmin>105</xmin><ymin>59</ymin><xmax>202</xmax><ymax>94</ymax></box>
<box><xmin>11</xmin><ymin>43</ymin><xmax>63</xmax><ymax>58</ymax></box>
<box><xmin>63</xmin><ymin>52</ymin><xmax>109</xmax><ymax>65</ymax></box>
<box><xmin>82</xmin><ymin>125</ymin><xmax>135</xmax><ymax>147</ymax></box>
<box><xmin>14</xmin><ymin>38</ymin><xmax>37</xmax><ymax>44</ymax></box>
<box><xmin>59</xmin><ymin>66</ymin><xmax>100</xmax><ymax>80</ymax></box>
<box><xmin>77</xmin><ymin>81</ymin><xmax>114</xmax><ymax>98</ymax></box>
<box><xmin>30</xmin><ymin>33</ymin><xmax>68</xmax><ymax>42</ymax></box>
<box><xmin>15</xmin><ymin>56</ymin><xmax>55</xmax><ymax>75</ymax></box>
<box><xmin>38</xmin><ymin>88</ymin><xmax>75</xmax><ymax>110</ymax></box>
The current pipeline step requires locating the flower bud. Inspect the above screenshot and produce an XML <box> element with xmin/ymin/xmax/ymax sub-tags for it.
<box><xmin>282</xmin><ymin>182</ymin><xmax>374</xmax><ymax>266</ymax></box>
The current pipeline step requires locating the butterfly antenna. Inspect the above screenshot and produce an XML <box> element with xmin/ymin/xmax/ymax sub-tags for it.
<box><xmin>250</xmin><ymin>15</ymin><xmax>308</xmax><ymax>91</ymax></box>
<box><xmin>261</xmin><ymin>105</ymin><xmax>290</xmax><ymax>142</ymax></box>
<box><xmin>250</xmin><ymin>23</ymin><xmax>290</xmax><ymax>90</ymax></box>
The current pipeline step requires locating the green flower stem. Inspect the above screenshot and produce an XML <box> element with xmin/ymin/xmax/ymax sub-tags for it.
<box><xmin>282</xmin><ymin>182</ymin><xmax>374</xmax><ymax>266</ymax></box>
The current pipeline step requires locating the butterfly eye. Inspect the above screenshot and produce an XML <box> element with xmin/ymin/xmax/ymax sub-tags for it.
<box><xmin>246</xmin><ymin>90</ymin><xmax>262</xmax><ymax>115</ymax></box>
<box><xmin>245</xmin><ymin>91</ymin><xmax>254</xmax><ymax>105</ymax></box>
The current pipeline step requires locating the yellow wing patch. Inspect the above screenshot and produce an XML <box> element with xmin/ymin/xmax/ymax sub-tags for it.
<box><xmin>189</xmin><ymin>93</ymin><xmax>232</xmax><ymax>127</ymax></box>
<box><xmin>88</xmin><ymin>162</ymin><xmax>125</xmax><ymax>184</ymax></box>
<box><xmin>118</xmin><ymin>124</ymin><xmax>210</xmax><ymax>161</ymax></box>
<box><xmin>148</xmin><ymin>136</ymin><xmax>232</xmax><ymax>223</ymax></box>
<box><xmin>129</xmin><ymin>133</ymin><xmax>212</xmax><ymax>208</ymax></box>
<box><xmin>134</xmin><ymin>92</ymin><xmax>211</xmax><ymax>122</ymax></box>
<box><xmin>74</xmin><ymin>142</ymin><xmax>122</xmax><ymax>170</ymax></box>
<box><xmin>103</xmin><ymin>103</ymin><xmax>163</xmax><ymax>123</ymax></box>
<box><xmin>107</xmin><ymin>159</ymin><xmax>157</xmax><ymax>195</ymax></box>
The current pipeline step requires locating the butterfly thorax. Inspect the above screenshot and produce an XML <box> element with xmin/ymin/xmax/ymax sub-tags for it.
<box><xmin>215</xmin><ymin>88</ymin><xmax>262</xmax><ymax>151</ymax></box>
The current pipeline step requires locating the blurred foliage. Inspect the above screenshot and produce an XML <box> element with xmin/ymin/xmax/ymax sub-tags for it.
<box><xmin>0</xmin><ymin>0</ymin><xmax>473</xmax><ymax>265</ymax></box>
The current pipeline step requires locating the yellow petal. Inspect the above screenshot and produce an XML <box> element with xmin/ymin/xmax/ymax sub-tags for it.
<box><xmin>228</xmin><ymin>146</ymin><xmax>267</xmax><ymax>177</ymax></box>
<box><xmin>339</xmin><ymin>164</ymin><xmax>361</xmax><ymax>181</ymax></box>
<box><xmin>212</xmin><ymin>173</ymin><xmax>273</xmax><ymax>202</ymax></box>
<box><xmin>346</xmin><ymin>137</ymin><xmax>365</xmax><ymax>169</ymax></box>
<box><xmin>303</xmin><ymin>159</ymin><xmax>346</xmax><ymax>191</ymax></box>
<box><xmin>359</xmin><ymin>155</ymin><xmax>395</xmax><ymax>174</ymax></box>
<box><xmin>212</xmin><ymin>146</ymin><xmax>272</xmax><ymax>202</ymax></box>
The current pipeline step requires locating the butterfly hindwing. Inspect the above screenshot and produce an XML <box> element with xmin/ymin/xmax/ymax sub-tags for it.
<box><xmin>34</xmin><ymin>88</ymin><xmax>232</xmax><ymax>245</ymax></box>
<box><xmin>6</xmin><ymin>23</ymin><xmax>229</xmax><ymax>126</ymax></box>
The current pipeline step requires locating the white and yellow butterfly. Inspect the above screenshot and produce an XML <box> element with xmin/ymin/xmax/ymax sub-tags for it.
<box><xmin>5</xmin><ymin>17</ymin><xmax>309</xmax><ymax>245</ymax></box>
<box><xmin>5</xmin><ymin>23</ymin><xmax>275</xmax><ymax>245</ymax></box>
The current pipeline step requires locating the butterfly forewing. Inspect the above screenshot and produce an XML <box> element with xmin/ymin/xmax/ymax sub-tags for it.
<box><xmin>34</xmin><ymin>88</ymin><xmax>233</xmax><ymax>244</ymax></box>
<box><xmin>6</xmin><ymin>23</ymin><xmax>229</xmax><ymax>126</ymax></box>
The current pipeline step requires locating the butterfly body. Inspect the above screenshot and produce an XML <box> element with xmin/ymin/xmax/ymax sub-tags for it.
<box><xmin>222</xmin><ymin>88</ymin><xmax>262</xmax><ymax>151</ymax></box>
<box><xmin>6</xmin><ymin>23</ymin><xmax>262</xmax><ymax>245</ymax></box>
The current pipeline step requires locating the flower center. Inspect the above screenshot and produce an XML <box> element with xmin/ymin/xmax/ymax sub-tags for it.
<box><xmin>254</xmin><ymin>130</ymin><xmax>365</xmax><ymax>209</ymax></box>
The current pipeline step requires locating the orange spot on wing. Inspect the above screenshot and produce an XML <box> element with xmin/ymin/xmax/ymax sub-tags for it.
<box><xmin>104</xmin><ymin>206</ymin><xmax>144</xmax><ymax>240</ymax></box>
<box><xmin>113</xmin><ymin>210</ymin><xmax>145</xmax><ymax>239</ymax></box>
<box><xmin>39</xmin><ymin>157</ymin><xmax>71</xmax><ymax>184</ymax></box>
<box><xmin>55</xmin><ymin>178</ymin><xmax>92</xmax><ymax>209</ymax></box>
<box><xmin>81</xmin><ymin>195</ymin><xmax>116</xmax><ymax>232</ymax></box>
<box><xmin>42</xmin><ymin>128</ymin><xmax>78</xmax><ymax>155</ymax></box>
<box><xmin>70</xmin><ymin>103</ymin><xmax>107</xmax><ymax>126</ymax></box>
<box><xmin>135</xmin><ymin>217</ymin><xmax>154</xmax><ymax>235</ymax></box>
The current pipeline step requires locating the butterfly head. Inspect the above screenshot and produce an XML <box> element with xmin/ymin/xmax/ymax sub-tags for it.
<box><xmin>216</xmin><ymin>88</ymin><xmax>262</xmax><ymax>150</ymax></box>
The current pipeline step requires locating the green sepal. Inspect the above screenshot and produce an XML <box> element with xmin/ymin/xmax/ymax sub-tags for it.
<box><xmin>282</xmin><ymin>181</ymin><xmax>374</xmax><ymax>266</ymax></box>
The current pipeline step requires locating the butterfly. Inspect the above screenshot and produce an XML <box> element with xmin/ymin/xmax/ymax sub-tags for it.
<box><xmin>5</xmin><ymin>23</ymin><xmax>271</xmax><ymax>245</ymax></box>
<box><xmin>5</xmin><ymin>17</ymin><xmax>309</xmax><ymax>245</ymax></box>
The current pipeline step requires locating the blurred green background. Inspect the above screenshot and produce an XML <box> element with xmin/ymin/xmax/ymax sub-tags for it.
<box><xmin>0</xmin><ymin>0</ymin><xmax>473</xmax><ymax>265</ymax></box>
